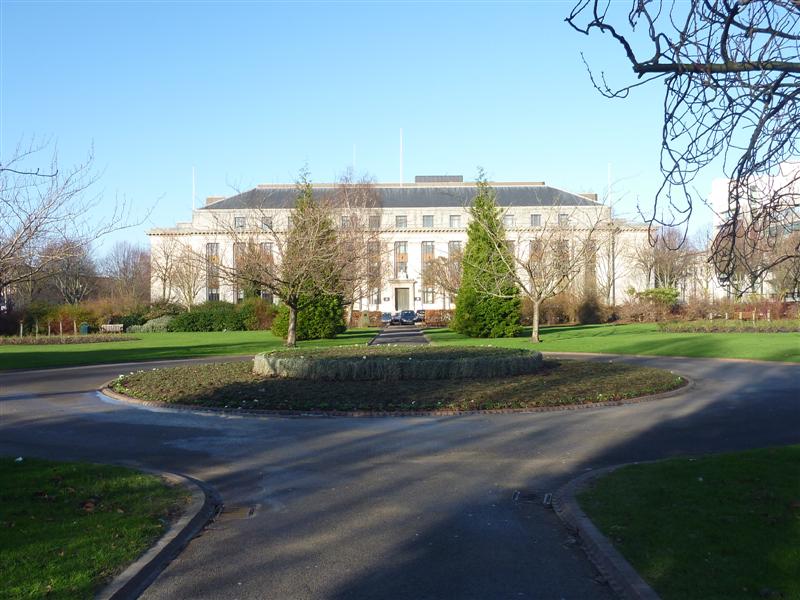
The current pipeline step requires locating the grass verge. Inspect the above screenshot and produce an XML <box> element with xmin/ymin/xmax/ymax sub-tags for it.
<box><xmin>0</xmin><ymin>457</ymin><xmax>188</xmax><ymax>599</ymax></box>
<box><xmin>578</xmin><ymin>446</ymin><xmax>800</xmax><ymax>600</ymax></box>
<box><xmin>0</xmin><ymin>328</ymin><xmax>378</xmax><ymax>371</ymax></box>
<box><xmin>110</xmin><ymin>358</ymin><xmax>685</xmax><ymax>412</ymax></box>
<box><xmin>425</xmin><ymin>323</ymin><xmax>800</xmax><ymax>363</ymax></box>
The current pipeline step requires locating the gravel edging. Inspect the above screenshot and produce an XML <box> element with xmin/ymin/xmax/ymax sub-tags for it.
<box><xmin>99</xmin><ymin>376</ymin><xmax>692</xmax><ymax>419</ymax></box>
<box><xmin>96</xmin><ymin>469</ymin><xmax>220</xmax><ymax>600</ymax></box>
<box><xmin>553</xmin><ymin>465</ymin><xmax>661</xmax><ymax>600</ymax></box>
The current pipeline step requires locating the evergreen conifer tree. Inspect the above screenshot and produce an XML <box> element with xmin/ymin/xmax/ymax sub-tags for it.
<box><xmin>451</xmin><ymin>171</ymin><xmax>522</xmax><ymax>337</ymax></box>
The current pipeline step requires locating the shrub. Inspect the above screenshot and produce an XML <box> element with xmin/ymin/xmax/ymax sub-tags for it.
<box><xmin>237</xmin><ymin>297</ymin><xmax>277</xmax><ymax>331</ymax></box>
<box><xmin>253</xmin><ymin>345</ymin><xmax>543</xmax><ymax>381</ymax></box>
<box><xmin>127</xmin><ymin>315</ymin><xmax>174</xmax><ymax>333</ymax></box>
<box><xmin>143</xmin><ymin>301</ymin><xmax>186</xmax><ymax>321</ymax></box>
<box><xmin>348</xmin><ymin>310</ymin><xmax>383</xmax><ymax>328</ymax></box>
<box><xmin>271</xmin><ymin>294</ymin><xmax>346</xmax><ymax>341</ymax></box>
<box><xmin>659</xmin><ymin>319</ymin><xmax>800</xmax><ymax>333</ymax></box>
<box><xmin>167</xmin><ymin>301</ymin><xmax>245</xmax><ymax>332</ymax></box>
<box><xmin>577</xmin><ymin>294</ymin><xmax>605</xmax><ymax>325</ymax></box>
<box><xmin>423</xmin><ymin>309</ymin><xmax>455</xmax><ymax>328</ymax></box>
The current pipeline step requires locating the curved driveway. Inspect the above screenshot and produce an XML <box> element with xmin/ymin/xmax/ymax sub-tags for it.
<box><xmin>1</xmin><ymin>354</ymin><xmax>799</xmax><ymax>599</ymax></box>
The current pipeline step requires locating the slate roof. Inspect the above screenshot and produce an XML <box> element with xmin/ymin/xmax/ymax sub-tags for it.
<box><xmin>201</xmin><ymin>184</ymin><xmax>598</xmax><ymax>210</ymax></box>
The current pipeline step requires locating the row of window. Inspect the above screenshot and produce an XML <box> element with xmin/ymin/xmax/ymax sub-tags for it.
<box><xmin>231</xmin><ymin>212</ymin><xmax>571</xmax><ymax>230</ymax></box>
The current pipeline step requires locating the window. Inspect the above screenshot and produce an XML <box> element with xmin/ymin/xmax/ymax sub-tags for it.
<box><xmin>503</xmin><ymin>214</ymin><xmax>515</xmax><ymax>228</ymax></box>
<box><xmin>260</xmin><ymin>290</ymin><xmax>274</xmax><ymax>304</ymax></box>
<box><xmin>369</xmin><ymin>214</ymin><xmax>381</xmax><ymax>230</ymax></box>
<box><xmin>505</xmin><ymin>240</ymin><xmax>516</xmax><ymax>255</ymax></box>
<box><xmin>207</xmin><ymin>289</ymin><xmax>220</xmax><ymax>302</ymax></box>
<box><xmin>286</xmin><ymin>216</ymin><xmax>293</xmax><ymax>229</ymax></box>
<box><xmin>448</xmin><ymin>240</ymin><xmax>462</xmax><ymax>257</ymax></box>
<box><xmin>396</xmin><ymin>215</ymin><xmax>407</xmax><ymax>229</ymax></box>
<box><xmin>341</xmin><ymin>215</ymin><xmax>350</xmax><ymax>228</ymax></box>
<box><xmin>449</xmin><ymin>214</ymin><xmax>461</xmax><ymax>228</ymax></box>
<box><xmin>558</xmin><ymin>214</ymin><xmax>569</xmax><ymax>226</ymax></box>
<box><xmin>234</xmin><ymin>216</ymin><xmax>246</xmax><ymax>230</ymax></box>
<box><xmin>394</xmin><ymin>241</ymin><xmax>408</xmax><ymax>277</ymax></box>
<box><xmin>261</xmin><ymin>242</ymin><xmax>274</xmax><ymax>260</ymax></box>
<box><xmin>422</xmin><ymin>214</ymin><xmax>434</xmax><ymax>228</ymax></box>
<box><xmin>531</xmin><ymin>213</ymin><xmax>541</xmax><ymax>227</ymax></box>
<box><xmin>421</xmin><ymin>241</ymin><xmax>435</xmax><ymax>272</ymax></box>
<box><xmin>371</xmin><ymin>288</ymin><xmax>381</xmax><ymax>305</ymax></box>
<box><xmin>261</xmin><ymin>216</ymin><xmax>273</xmax><ymax>230</ymax></box>
<box><xmin>423</xmin><ymin>288</ymin><xmax>436</xmax><ymax>304</ymax></box>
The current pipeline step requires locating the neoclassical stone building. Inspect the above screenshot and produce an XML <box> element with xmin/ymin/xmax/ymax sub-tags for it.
<box><xmin>149</xmin><ymin>176</ymin><xmax>652</xmax><ymax>312</ymax></box>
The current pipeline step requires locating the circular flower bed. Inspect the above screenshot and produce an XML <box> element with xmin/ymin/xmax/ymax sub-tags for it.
<box><xmin>253</xmin><ymin>345</ymin><xmax>544</xmax><ymax>381</ymax></box>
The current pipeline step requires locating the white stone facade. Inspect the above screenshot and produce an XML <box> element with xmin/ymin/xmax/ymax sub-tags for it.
<box><xmin>148</xmin><ymin>180</ymin><xmax>654</xmax><ymax>311</ymax></box>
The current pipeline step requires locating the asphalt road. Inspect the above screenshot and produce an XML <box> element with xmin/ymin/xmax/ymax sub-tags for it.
<box><xmin>369</xmin><ymin>324</ymin><xmax>430</xmax><ymax>345</ymax></box>
<box><xmin>1</xmin><ymin>353</ymin><xmax>799</xmax><ymax>599</ymax></box>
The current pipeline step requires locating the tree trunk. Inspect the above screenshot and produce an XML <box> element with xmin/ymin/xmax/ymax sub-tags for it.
<box><xmin>531</xmin><ymin>301</ymin><xmax>541</xmax><ymax>343</ymax></box>
<box><xmin>286</xmin><ymin>305</ymin><xmax>298</xmax><ymax>347</ymax></box>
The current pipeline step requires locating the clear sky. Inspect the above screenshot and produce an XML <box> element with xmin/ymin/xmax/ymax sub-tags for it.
<box><xmin>1</xmin><ymin>0</ymin><xmax>715</xmax><ymax>251</ymax></box>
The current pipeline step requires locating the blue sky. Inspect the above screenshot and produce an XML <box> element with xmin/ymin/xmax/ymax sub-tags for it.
<box><xmin>2</xmin><ymin>0</ymin><xmax>715</xmax><ymax>251</ymax></box>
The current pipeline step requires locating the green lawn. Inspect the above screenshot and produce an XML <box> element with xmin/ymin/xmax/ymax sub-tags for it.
<box><xmin>0</xmin><ymin>457</ymin><xmax>187</xmax><ymax>600</ymax></box>
<box><xmin>578</xmin><ymin>446</ymin><xmax>800</xmax><ymax>600</ymax></box>
<box><xmin>0</xmin><ymin>329</ymin><xmax>378</xmax><ymax>371</ymax></box>
<box><xmin>425</xmin><ymin>323</ymin><xmax>800</xmax><ymax>363</ymax></box>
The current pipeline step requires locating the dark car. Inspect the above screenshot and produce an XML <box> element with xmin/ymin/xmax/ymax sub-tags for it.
<box><xmin>380</xmin><ymin>312</ymin><xmax>393</xmax><ymax>326</ymax></box>
<box><xmin>390</xmin><ymin>312</ymin><xmax>402</xmax><ymax>325</ymax></box>
<box><xmin>414</xmin><ymin>310</ymin><xmax>426</xmax><ymax>323</ymax></box>
<box><xmin>400</xmin><ymin>310</ymin><xmax>417</xmax><ymax>325</ymax></box>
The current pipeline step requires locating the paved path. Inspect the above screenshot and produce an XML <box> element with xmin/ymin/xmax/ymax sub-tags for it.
<box><xmin>1</xmin><ymin>354</ymin><xmax>799</xmax><ymax>599</ymax></box>
<box><xmin>369</xmin><ymin>324</ymin><xmax>430</xmax><ymax>345</ymax></box>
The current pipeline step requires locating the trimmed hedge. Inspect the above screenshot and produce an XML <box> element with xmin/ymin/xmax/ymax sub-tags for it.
<box><xmin>253</xmin><ymin>345</ymin><xmax>543</xmax><ymax>381</ymax></box>
<box><xmin>659</xmin><ymin>319</ymin><xmax>800</xmax><ymax>333</ymax></box>
<box><xmin>167</xmin><ymin>301</ymin><xmax>245</xmax><ymax>332</ymax></box>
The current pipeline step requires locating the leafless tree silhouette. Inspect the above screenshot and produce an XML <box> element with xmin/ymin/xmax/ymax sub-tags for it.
<box><xmin>567</xmin><ymin>0</ymin><xmax>800</xmax><ymax>292</ymax></box>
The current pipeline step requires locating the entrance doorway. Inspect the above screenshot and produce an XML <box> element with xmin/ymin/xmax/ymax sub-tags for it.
<box><xmin>394</xmin><ymin>288</ymin><xmax>410</xmax><ymax>311</ymax></box>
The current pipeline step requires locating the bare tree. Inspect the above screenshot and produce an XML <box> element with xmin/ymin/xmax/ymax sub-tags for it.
<box><xmin>220</xmin><ymin>171</ymin><xmax>376</xmax><ymax>346</ymax></box>
<box><xmin>0</xmin><ymin>139</ymin><xmax>131</xmax><ymax>304</ymax></box>
<box><xmin>102</xmin><ymin>241</ymin><xmax>151</xmax><ymax>305</ymax></box>
<box><xmin>42</xmin><ymin>240</ymin><xmax>98</xmax><ymax>304</ymax></box>
<box><xmin>150</xmin><ymin>236</ymin><xmax>179</xmax><ymax>302</ymax></box>
<box><xmin>567</xmin><ymin>0</ymin><xmax>800</xmax><ymax>291</ymax></box>
<box><xmin>422</xmin><ymin>249</ymin><xmax>462</xmax><ymax>308</ymax></box>
<box><xmin>172</xmin><ymin>244</ymin><xmax>205</xmax><ymax>310</ymax></box>
<box><xmin>467</xmin><ymin>198</ymin><xmax>608</xmax><ymax>343</ymax></box>
<box><xmin>329</xmin><ymin>172</ymin><xmax>384</xmax><ymax>322</ymax></box>
<box><xmin>630</xmin><ymin>227</ymin><xmax>696</xmax><ymax>292</ymax></box>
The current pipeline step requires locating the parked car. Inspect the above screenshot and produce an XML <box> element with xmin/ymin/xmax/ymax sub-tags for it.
<box><xmin>400</xmin><ymin>310</ymin><xmax>417</xmax><ymax>325</ymax></box>
<box><xmin>380</xmin><ymin>312</ymin><xmax>393</xmax><ymax>326</ymax></box>
<box><xmin>414</xmin><ymin>310</ymin><xmax>426</xmax><ymax>323</ymax></box>
<box><xmin>390</xmin><ymin>312</ymin><xmax>402</xmax><ymax>325</ymax></box>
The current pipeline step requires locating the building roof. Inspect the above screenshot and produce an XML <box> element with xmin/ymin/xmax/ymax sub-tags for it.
<box><xmin>201</xmin><ymin>183</ymin><xmax>599</xmax><ymax>210</ymax></box>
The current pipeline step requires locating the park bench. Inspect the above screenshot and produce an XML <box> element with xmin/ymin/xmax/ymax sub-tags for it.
<box><xmin>100</xmin><ymin>324</ymin><xmax>124</xmax><ymax>334</ymax></box>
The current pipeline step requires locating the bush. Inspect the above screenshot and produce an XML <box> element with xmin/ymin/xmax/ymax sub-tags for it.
<box><xmin>167</xmin><ymin>301</ymin><xmax>245</xmax><ymax>332</ymax></box>
<box><xmin>423</xmin><ymin>309</ymin><xmax>454</xmax><ymax>328</ymax></box>
<box><xmin>237</xmin><ymin>297</ymin><xmax>277</xmax><ymax>331</ymax></box>
<box><xmin>659</xmin><ymin>319</ymin><xmax>800</xmax><ymax>333</ymax></box>
<box><xmin>348</xmin><ymin>310</ymin><xmax>383</xmax><ymax>328</ymax></box>
<box><xmin>127</xmin><ymin>315</ymin><xmax>174</xmax><ymax>333</ymax></box>
<box><xmin>253</xmin><ymin>345</ymin><xmax>543</xmax><ymax>381</ymax></box>
<box><xmin>271</xmin><ymin>294</ymin><xmax>346</xmax><ymax>341</ymax></box>
<box><xmin>577</xmin><ymin>295</ymin><xmax>605</xmax><ymax>325</ymax></box>
<box><xmin>143</xmin><ymin>302</ymin><xmax>186</xmax><ymax>321</ymax></box>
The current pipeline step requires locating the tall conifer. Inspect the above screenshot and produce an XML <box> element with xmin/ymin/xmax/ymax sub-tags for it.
<box><xmin>452</xmin><ymin>171</ymin><xmax>522</xmax><ymax>337</ymax></box>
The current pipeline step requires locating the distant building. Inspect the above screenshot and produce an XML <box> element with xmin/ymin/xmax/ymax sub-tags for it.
<box><xmin>149</xmin><ymin>176</ymin><xmax>652</xmax><ymax>311</ymax></box>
